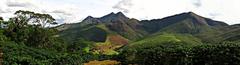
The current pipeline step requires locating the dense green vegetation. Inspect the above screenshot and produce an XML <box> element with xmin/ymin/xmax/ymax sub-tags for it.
<box><xmin>0</xmin><ymin>10</ymin><xmax>112</xmax><ymax>65</ymax></box>
<box><xmin>128</xmin><ymin>33</ymin><xmax>202</xmax><ymax>48</ymax></box>
<box><xmin>0</xmin><ymin>11</ymin><xmax>240</xmax><ymax>65</ymax></box>
<box><xmin>118</xmin><ymin>41</ymin><xmax>240</xmax><ymax>65</ymax></box>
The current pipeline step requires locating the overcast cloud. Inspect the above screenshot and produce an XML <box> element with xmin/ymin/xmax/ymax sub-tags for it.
<box><xmin>0</xmin><ymin>0</ymin><xmax>239</xmax><ymax>24</ymax></box>
<box><xmin>113</xmin><ymin>0</ymin><xmax>133</xmax><ymax>13</ymax></box>
<box><xmin>6</xmin><ymin>0</ymin><xmax>34</xmax><ymax>7</ymax></box>
<box><xmin>192</xmin><ymin>0</ymin><xmax>202</xmax><ymax>7</ymax></box>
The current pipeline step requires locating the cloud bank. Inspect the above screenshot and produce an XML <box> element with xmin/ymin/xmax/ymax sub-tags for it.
<box><xmin>6</xmin><ymin>0</ymin><xmax>34</xmax><ymax>7</ymax></box>
<box><xmin>0</xmin><ymin>0</ymin><xmax>240</xmax><ymax>25</ymax></box>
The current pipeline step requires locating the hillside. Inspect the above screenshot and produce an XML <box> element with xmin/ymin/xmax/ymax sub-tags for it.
<box><xmin>55</xmin><ymin>11</ymin><xmax>240</xmax><ymax>56</ymax></box>
<box><xmin>140</xmin><ymin>12</ymin><xmax>228</xmax><ymax>40</ymax></box>
<box><xmin>58</xmin><ymin>12</ymin><xmax>146</xmax><ymax>44</ymax></box>
<box><xmin>127</xmin><ymin>33</ymin><xmax>202</xmax><ymax>49</ymax></box>
<box><xmin>212</xmin><ymin>24</ymin><xmax>240</xmax><ymax>42</ymax></box>
<box><xmin>58</xmin><ymin>12</ymin><xmax>235</xmax><ymax>43</ymax></box>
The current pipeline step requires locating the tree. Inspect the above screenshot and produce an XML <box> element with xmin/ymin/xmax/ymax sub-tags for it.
<box><xmin>4</xmin><ymin>10</ymin><xmax>59</xmax><ymax>48</ymax></box>
<box><xmin>68</xmin><ymin>38</ymin><xmax>93</xmax><ymax>52</ymax></box>
<box><xmin>33</xmin><ymin>13</ymin><xmax>57</xmax><ymax>28</ymax></box>
<box><xmin>0</xmin><ymin>17</ymin><xmax>9</xmax><ymax>42</ymax></box>
<box><xmin>4</xmin><ymin>17</ymin><xmax>29</xmax><ymax>42</ymax></box>
<box><xmin>0</xmin><ymin>17</ymin><xmax>3</xmax><ymax>20</ymax></box>
<box><xmin>0</xmin><ymin>17</ymin><xmax>3</xmax><ymax>28</ymax></box>
<box><xmin>14</xmin><ymin>10</ymin><xmax>57</xmax><ymax>28</ymax></box>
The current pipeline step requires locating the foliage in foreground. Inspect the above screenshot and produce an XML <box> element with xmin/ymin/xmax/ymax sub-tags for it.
<box><xmin>2</xmin><ymin>41</ymin><xmax>117</xmax><ymax>65</ymax></box>
<box><xmin>118</xmin><ymin>41</ymin><xmax>240</xmax><ymax>65</ymax></box>
<box><xmin>0</xmin><ymin>10</ymin><xmax>117</xmax><ymax>65</ymax></box>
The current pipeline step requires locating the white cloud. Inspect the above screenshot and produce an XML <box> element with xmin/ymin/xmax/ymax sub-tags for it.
<box><xmin>0</xmin><ymin>9</ymin><xmax>10</xmax><ymax>13</ymax></box>
<box><xmin>192</xmin><ymin>0</ymin><xmax>202</xmax><ymax>7</ymax></box>
<box><xmin>0</xmin><ymin>0</ymin><xmax>240</xmax><ymax>24</ymax></box>
<box><xmin>51</xmin><ymin>10</ymin><xmax>72</xmax><ymax>16</ymax></box>
<box><xmin>113</xmin><ymin>0</ymin><xmax>195</xmax><ymax>20</ymax></box>
<box><xmin>0</xmin><ymin>0</ymin><xmax>81</xmax><ymax>24</ymax></box>
<box><xmin>113</xmin><ymin>0</ymin><xmax>133</xmax><ymax>13</ymax></box>
<box><xmin>6</xmin><ymin>0</ymin><xmax>34</xmax><ymax>7</ymax></box>
<box><xmin>113</xmin><ymin>0</ymin><xmax>240</xmax><ymax>24</ymax></box>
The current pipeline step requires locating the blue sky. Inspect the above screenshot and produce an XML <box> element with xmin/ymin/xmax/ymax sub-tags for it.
<box><xmin>0</xmin><ymin>0</ymin><xmax>240</xmax><ymax>24</ymax></box>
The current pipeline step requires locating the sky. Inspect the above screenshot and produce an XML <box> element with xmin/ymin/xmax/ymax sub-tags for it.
<box><xmin>0</xmin><ymin>0</ymin><xmax>240</xmax><ymax>24</ymax></box>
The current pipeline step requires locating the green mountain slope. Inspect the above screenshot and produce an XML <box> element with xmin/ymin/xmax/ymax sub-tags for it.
<box><xmin>57</xmin><ymin>12</ymin><xmax>146</xmax><ymax>44</ymax></box>
<box><xmin>211</xmin><ymin>24</ymin><xmax>240</xmax><ymax>42</ymax></box>
<box><xmin>127</xmin><ymin>33</ymin><xmax>202</xmax><ymax>49</ymax></box>
<box><xmin>58</xmin><ymin>24</ymin><xmax>108</xmax><ymax>43</ymax></box>
<box><xmin>59</xmin><ymin>12</ymin><xmax>225</xmax><ymax>43</ymax></box>
<box><xmin>140</xmin><ymin>12</ymin><xmax>228</xmax><ymax>42</ymax></box>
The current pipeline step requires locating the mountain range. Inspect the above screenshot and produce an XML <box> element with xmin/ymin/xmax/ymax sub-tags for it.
<box><xmin>57</xmin><ymin>12</ymin><xmax>239</xmax><ymax>43</ymax></box>
<box><xmin>55</xmin><ymin>11</ymin><xmax>240</xmax><ymax>55</ymax></box>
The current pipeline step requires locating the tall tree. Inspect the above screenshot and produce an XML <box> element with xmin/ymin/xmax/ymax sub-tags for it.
<box><xmin>14</xmin><ymin>10</ymin><xmax>57</xmax><ymax>28</ymax></box>
<box><xmin>0</xmin><ymin>17</ymin><xmax>3</xmax><ymax>28</ymax></box>
<box><xmin>5</xmin><ymin>10</ymin><xmax>59</xmax><ymax>47</ymax></box>
<box><xmin>33</xmin><ymin>13</ymin><xmax>57</xmax><ymax>28</ymax></box>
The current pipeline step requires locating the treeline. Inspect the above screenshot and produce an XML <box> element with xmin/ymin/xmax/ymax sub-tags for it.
<box><xmin>117</xmin><ymin>41</ymin><xmax>240</xmax><ymax>65</ymax></box>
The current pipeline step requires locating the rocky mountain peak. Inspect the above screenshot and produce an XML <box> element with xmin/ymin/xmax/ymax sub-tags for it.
<box><xmin>81</xmin><ymin>16</ymin><xmax>100</xmax><ymax>25</ymax></box>
<box><xmin>99</xmin><ymin>12</ymin><xmax>129</xmax><ymax>22</ymax></box>
<box><xmin>176</xmin><ymin>12</ymin><xmax>209</xmax><ymax>25</ymax></box>
<box><xmin>116</xmin><ymin>12</ymin><xmax>126</xmax><ymax>17</ymax></box>
<box><xmin>85</xmin><ymin>16</ymin><xmax>94</xmax><ymax>19</ymax></box>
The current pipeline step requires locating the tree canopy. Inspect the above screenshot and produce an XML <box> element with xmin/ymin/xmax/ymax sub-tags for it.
<box><xmin>3</xmin><ymin>10</ymin><xmax>59</xmax><ymax>48</ymax></box>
